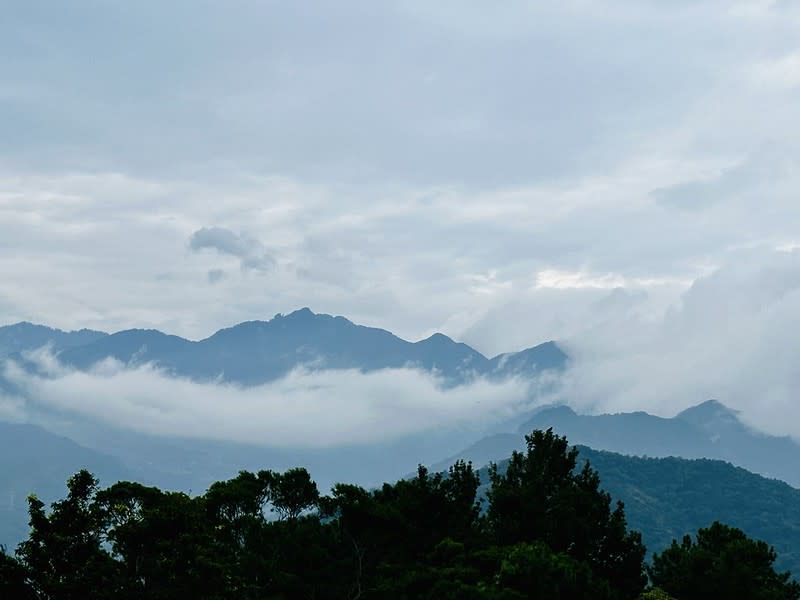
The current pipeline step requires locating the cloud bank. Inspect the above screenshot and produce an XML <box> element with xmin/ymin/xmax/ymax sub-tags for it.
<box><xmin>5</xmin><ymin>246</ymin><xmax>800</xmax><ymax>447</ymax></box>
<box><xmin>2</xmin><ymin>1</ymin><xmax>800</xmax><ymax>436</ymax></box>
<box><xmin>545</xmin><ymin>249</ymin><xmax>800</xmax><ymax>440</ymax></box>
<box><xmin>1</xmin><ymin>351</ymin><xmax>535</xmax><ymax>448</ymax></box>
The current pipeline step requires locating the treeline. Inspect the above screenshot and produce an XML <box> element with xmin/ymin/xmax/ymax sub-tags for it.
<box><xmin>1</xmin><ymin>429</ymin><xmax>797</xmax><ymax>599</ymax></box>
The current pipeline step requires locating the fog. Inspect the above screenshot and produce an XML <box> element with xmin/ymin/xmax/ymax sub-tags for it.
<box><xmin>1</xmin><ymin>349</ymin><xmax>538</xmax><ymax>448</ymax></box>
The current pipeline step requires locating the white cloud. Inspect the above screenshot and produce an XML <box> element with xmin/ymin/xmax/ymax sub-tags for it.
<box><xmin>544</xmin><ymin>249</ymin><xmax>800</xmax><ymax>440</ymax></box>
<box><xmin>750</xmin><ymin>51</ymin><xmax>800</xmax><ymax>89</ymax></box>
<box><xmin>1</xmin><ymin>0</ymin><xmax>800</xmax><ymax>435</ymax></box>
<box><xmin>2</xmin><ymin>351</ymin><xmax>536</xmax><ymax>448</ymax></box>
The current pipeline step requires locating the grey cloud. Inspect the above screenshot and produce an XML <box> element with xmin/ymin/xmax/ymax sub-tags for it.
<box><xmin>189</xmin><ymin>227</ymin><xmax>275</xmax><ymax>272</ymax></box>
<box><xmin>2</xmin><ymin>0</ymin><xmax>800</xmax><ymax>426</ymax></box>
<box><xmin>2</xmin><ymin>351</ymin><xmax>533</xmax><ymax>448</ymax></box>
<box><xmin>545</xmin><ymin>249</ymin><xmax>800</xmax><ymax>440</ymax></box>
<box><xmin>4</xmin><ymin>1</ymin><xmax>797</xmax><ymax>186</ymax></box>
<box><xmin>207</xmin><ymin>269</ymin><xmax>226</xmax><ymax>284</ymax></box>
<box><xmin>651</xmin><ymin>146</ymin><xmax>798</xmax><ymax>212</ymax></box>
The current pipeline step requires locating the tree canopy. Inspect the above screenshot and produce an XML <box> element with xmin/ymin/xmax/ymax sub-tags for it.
<box><xmin>649</xmin><ymin>521</ymin><xmax>800</xmax><ymax>600</ymax></box>
<box><xmin>0</xmin><ymin>429</ymin><xmax>795</xmax><ymax>599</ymax></box>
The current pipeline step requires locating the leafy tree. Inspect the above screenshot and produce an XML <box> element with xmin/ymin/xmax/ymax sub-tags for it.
<box><xmin>320</xmin><ymin>459</ymin><xmax>484</xmax><ymax>596</ymax></box>
<box><xmin>268</xmin><ymin>467</ymin><xmax>319</xmax><ymax>520</ymax></box>
<box><xmin>494</xmin><ymin>541</ymin><xmax>611</xmax><ymax>599</ymax></box>
<box><xmin>487</xmin><ymin>428</ymin><xmax>647</xmax><ymax>598</ymax></box>
<box><xmin>650</xmin><ymin>521</ymin><xmax>800</xmax><ymax>600</ymax></box>
<box><xmin>0</xmin><ymin>545</ymin><xmax>36</xmax><ymax>599</ymax></box>
<box><xmin>95</xmin><ymin>481</ymin><xmax>224</xmax><ymax>599</ymax></box>
<box><xmin>15</xmin><ymin>470</ymin><xmax>120</xmax><ymax>600</ymax></box>
<box><xmin>21</xmin><ymin>432</ymin><xmax>800</xmax><ymax>599</ymax></box>
<box><xmin>636</xmin><ymin>589</ymin><xmax>677</xmax><ymax>600</ymax></box>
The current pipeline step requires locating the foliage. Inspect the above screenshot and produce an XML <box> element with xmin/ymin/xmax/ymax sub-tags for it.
<box><xmin>650</xmin><ymin>521</ymin><xmax>800</xmax><ymax>600</ymax></box>
<box><xmin>487</xmin><ymin>430</ymin><xmax>647</xmax><ymax>599</ymax></box>
<box><xmin>569</xmin><ymin>446</ymin><xmax>800</xmax><ymax>576</ymax></box>
<box><xmin>3</xmin><ymin>429</ymin><xmax>794</xmax><ymax>599</ymax></box>
<box><xmin>635</xmin><ymin>589</ymin><xmax>676</xmax><ymax>600</ymax></box>
<box><xmin>1</xmin><ymin>544</ymin><xmax>36</xmax><ymax>599</ymax></box>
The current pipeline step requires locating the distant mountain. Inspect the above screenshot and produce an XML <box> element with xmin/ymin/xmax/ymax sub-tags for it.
<box><xmin>488</xmin><ymin>341</ymin><xmax>567</xmax><ymax>377</ymax></box>
<box><xmin>4</xmin><ymin>308</ymin><xmax>567</xmax><ymax>385</ymax></box>
<box><xmin>522</xmin><ymin>401</ymin><xmax>800</xmax><ymax>487</ymax></box>
<box><xmin>0</xmin><ymin>309</ymin><xmax>568</xmax><ymax>551</ymax></box>
<box><xmin>0</xmin><ymin>322</ymin><xmax>107</xmax><ymax>358</ymax></box>
<box><xmin>435</xmin><ymin>400</ymin><xmax>800</xmax><ymax>488</ymax></box>
<box><xmin>0</xmin><ymin>421</ymin><xmax>129</xmax><ymax>549</ymax></box>
<box><xmin>0</xmin><ymin>420</ymin><xmax>492</xmax><ymax>551</ymax></box>
<box><xmin>473</xmin><ymin>446</ymin><xmax>800</xmax><ymax>576</ymax></box>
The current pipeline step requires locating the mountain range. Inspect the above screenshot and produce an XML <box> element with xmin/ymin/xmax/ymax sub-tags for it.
<box><xmin>3</xmin><ymin>307</ymin><xmax>800</xmax><ymax>572</ymax></box>
<box><xmin>0</xmin><ymin>308</ymin><xmax>568</xmax><ymax>385</ymax></box>
<box><xmin>477</xmin><ymin>446</ymin><xmax>800</xmax><ymax>576</ymax></box>
<box><xmin>435</xmin><ymin>399</ymin><xmax>800</xmax><ymax>488</ymax></box>
<box><xmin>5</xmin><ymin>418</ymin><xmax>800</xmax><ymax>579</ymax></box>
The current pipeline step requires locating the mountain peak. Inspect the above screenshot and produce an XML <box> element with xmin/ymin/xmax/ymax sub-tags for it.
<box><xmin>676</xmin><ymin>399</ymin><xmax>739</xmax><ymax>426</ymax></box>
<box><xmin>417</xmin><ymin>332</ymin><xmax>455</xmax><ymax>345</ymax></box>
<box><xmin>285</xmin><ymin>307</ymin><xmax>315</xmax><ymax>319</ymax></box>
<box><xmin>4</xmin><ymin>321</ymin><xmax>58</xmax><ymax>333</ymax></box>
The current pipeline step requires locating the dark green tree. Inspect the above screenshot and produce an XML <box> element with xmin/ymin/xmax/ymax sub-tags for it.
<box><xmin>487</xmin><ymin>428</ymin><xmax>646</xmax><ymax>599</ymax></box>
<box><xmin>268</xmin><ymin>467</ymin><xmax>320</xmax><ymax>521</ymax></box>
<box><xmin>94</xmin><ymin>481</ymin><xmax>224</xmax><ymax>600</ymax></box>
<box><xmin>650</xmin><ymin>521</ymin><xmax>800</xmax><ymax>600</ymax></box>
<box><xmin>16</xmin><ymin>470</ymin><xmax>120</xmax><ymax>600</ymax></box>
<box><xmin>320</xmin><ymin>460</ymin><xmax>483</xmax><ymax>597</ymax></box>
<box><xmin>0</xmin><ymin>546</ymin><xmax>36</xmax><ymax>599</ymax></box>
<box><xmin>493</xmin><ymin>541</ymin><xmax>611</xmax><ymax>600</ymax></box>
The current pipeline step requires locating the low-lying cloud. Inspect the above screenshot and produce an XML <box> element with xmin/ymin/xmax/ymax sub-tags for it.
<box><xmin>547</xmin><ymin>249</ymin><xmax>800</xmax><ymax>440</ymax></box>
<box><xmin>7</xmin><ymin>248</ymin><xmax>800</xmax><ymax>448</ymax></box>
<box><xmin>1</xmin><ymin>351</ymin><xmax>536</xmax><ymax>448</ymax></box>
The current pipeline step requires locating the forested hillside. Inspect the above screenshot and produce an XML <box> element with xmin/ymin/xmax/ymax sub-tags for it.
<box><xmin>575</xmin><ymin>447</ymin><xmax>800</xmax><ymax>576</ymax></box>
<box><xmin>2</xmin><ymin>430</ymin><xmax>798</xmax><ymax>599</ymax></box>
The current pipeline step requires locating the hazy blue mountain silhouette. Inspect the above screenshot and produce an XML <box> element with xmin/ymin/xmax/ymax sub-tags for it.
<box><xmin>0</xmin><ymin>308</ymin><xmax>567</xmax><ymax>551</ymax></box>
<box><xmin>488</xmin><ymin>341</ymin><xmax>567</xmax><ymax>376</ymax></box>
<box><xmin>434</xmin><ymin>400</ymin><xmax>800</xmax><ymax>488</ymax></box>
<box><xmin>10</xmin><ymin>308</ymin><xmax>567</xmax><ymax>385</ymax></box>
<box><xmin>0</xmin><ymin>322</ymin><xmax>107</xmax><ymax>358</ymax></box>
<box><xmin>0</xmin><ymin>421</ymin><xmax>129</xmax><ymax>549</ymax></box>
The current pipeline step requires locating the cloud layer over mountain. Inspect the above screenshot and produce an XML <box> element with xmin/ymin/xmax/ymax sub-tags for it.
<box><xmin>2</xmin><ymin>1</ymin><xmax>800</xmax><ymax>432</ymax></box>
<box><xmin>547</xmin><ymin>248</ymin><xmax>800</xmax><ymax>439</ymax></box>
<box><xmin>1</xmin><ymin>350</ymin><xmax>537</xmax><ymax>448</ymax></box>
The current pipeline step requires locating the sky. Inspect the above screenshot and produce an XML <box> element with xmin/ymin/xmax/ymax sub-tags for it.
<box><xmin>3</xmin><ymin>1</ymin><xmax>800</xmax><ymax>440</ymax></box>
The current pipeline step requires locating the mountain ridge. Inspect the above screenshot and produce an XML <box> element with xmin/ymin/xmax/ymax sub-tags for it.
<box><xmin>471</xmin><ymin>445</ymin><xmax>800</xmax><ymax>577</ymax></box>
<box><xmin>434</xmin><ymin>400</ymin><xmax>800</xmax><ymax>488</ymax></box>
<box><xmin>0</xmin><ymin>308</ymin><xmax>567</xmax><ymax>385</ymax></box>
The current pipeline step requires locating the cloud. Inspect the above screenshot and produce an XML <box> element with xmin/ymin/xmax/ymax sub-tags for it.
<box><xmin>189</xmin><ymin>227</ymin><xmax>275</xmax><ymax>272</ymax></box>
<box><xmin>1</xmin><ymin>350</ymin><xmax>536</xmax><ymax>448</ymax></box>
<box><xmin>543</xmin><ymin>249</ymin><xmax>800</xmax><ymax>441</ymax></box>
<box><xmin>1</xmin><ymin>0</ymin><xmax>800</xmax><ymax>423</ymax></box>
<box><xmin>750</xmin><ymin>50</ymin><xmax>800</xmax><ymax>90</ymax></box>
<box><xmin>650</xmin><ymin>147</ymin><xmax>797</xmax><ymax>212</ymax></box>
<box><xmin>207</xmin><ymin>269</ymin><xmax>226</xmax><ymax>284</ymax></box>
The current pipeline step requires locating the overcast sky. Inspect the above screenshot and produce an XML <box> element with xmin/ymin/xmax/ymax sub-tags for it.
<box><xmin>3</xmin><ymin>2</ymin><xmax>800</xmax><ymax>434</ymax></box>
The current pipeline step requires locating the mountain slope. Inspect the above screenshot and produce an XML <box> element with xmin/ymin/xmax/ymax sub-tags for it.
<box><xmin>0</xmin><ymin>322</ymin><xmax>107</xmax><ymax>358</ymax></box>
<box><xmin>489</xmin><ymin>340</ymin><xmax>569</xmax><ymax>377</ymax></box>
<box><xmin>0</xmin><ymin>422</ymin><xmax>130</xmax><ymax>549</ymax></box>
<box><xmin>519</xmin><ymin>402</ymin><xmax>800</xmax><ymax>487</ymax></box>
<box><xmin>470</xmin><ymin>445</ymin><xmax>800</xmax><ymax>576</ymax></box>
<box><xmin>574</xmin><ymin>447</ymin><xmax>800</xmax><ymax>575</ymax></box>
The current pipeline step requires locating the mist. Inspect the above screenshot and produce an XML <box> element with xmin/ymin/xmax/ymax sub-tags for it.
<box><xmin>1</xmin><ymin>349</ymin><xmax>538</xmax><ymax>448</ymax></box>
<box><xmin>548</xmin><ymin>248</ymin><xmax>800</xmax><ymax>440</ymax></box>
